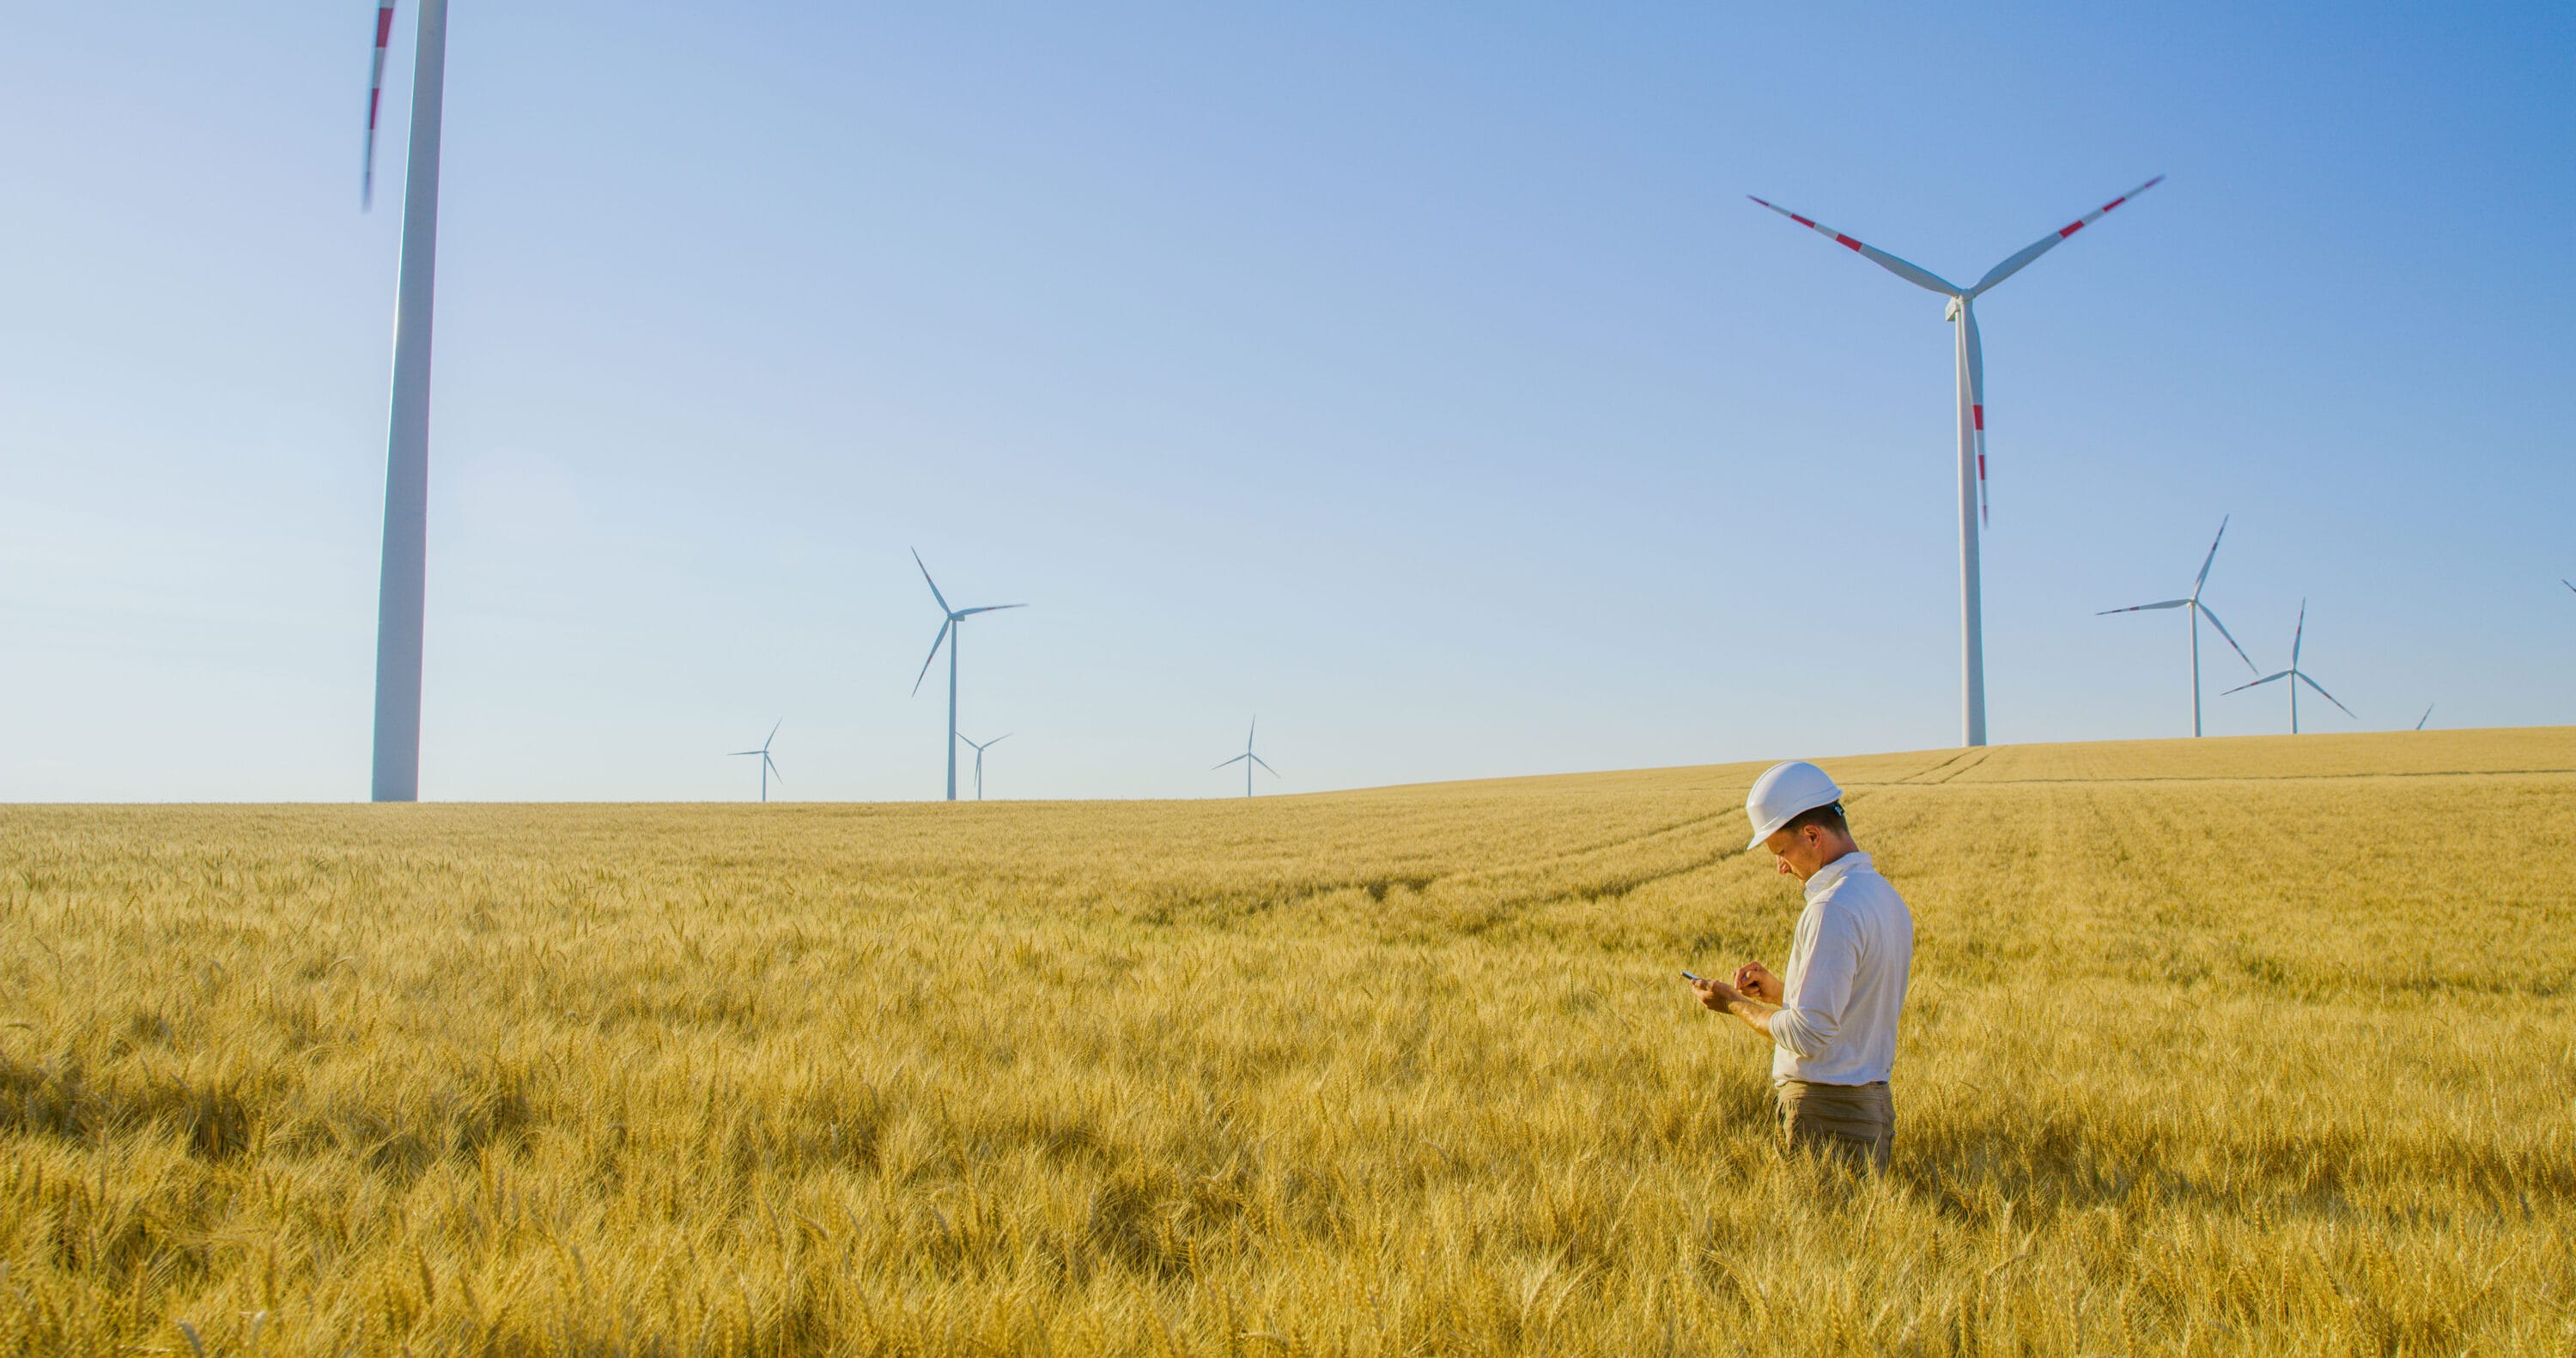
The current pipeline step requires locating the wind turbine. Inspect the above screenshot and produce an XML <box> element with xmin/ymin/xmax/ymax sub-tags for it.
<box><xmin>2097</xmin><ymin>516</ymin><xmax>2259</xmax><ymax>737</ymax></box>
<box><xmin>957</xmin><ymin>732</ymin><xmax>1010</xmax><ymax>801</ymax></box>
<box><xmin>729</xmin><ymin>721</ymin><xmax>783</xmax><ymax>802</ymax></box>
<box><xmin>1212</xmin><ymin>718</ymin><xmax>1278</xmax><ymax>798</ymax></box>
<box><xmin>2222</xmin><ymin>602</ymin><xmax>2355</xmax><ymax>734</ymax></box>
<box><xmin>1749</xmin><ymin>175</ymin><xmax>2165</xmax><ymax>748</ymax></box>
<box><xmin>910</xmin><ymin>550</ymin><xmax>1024</xmax><ymax>802</ymax></box>
<box><xmin>359</xmin><ymin>0</ymin><xmax>451</xmax><ymax>802</ymax></box>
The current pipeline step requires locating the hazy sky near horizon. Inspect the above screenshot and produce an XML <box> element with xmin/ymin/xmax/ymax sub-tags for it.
<box><xmin>3</xmin><ymin>2</ymin><xmax>2571</xmax><ymax>802</ymax></box>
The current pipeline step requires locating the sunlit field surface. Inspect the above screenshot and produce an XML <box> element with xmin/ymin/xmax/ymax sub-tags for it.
<box><xmin>5</xmin><ymin>730</ymin><xmax>2573</xmax><ymax>1355</ymax></box>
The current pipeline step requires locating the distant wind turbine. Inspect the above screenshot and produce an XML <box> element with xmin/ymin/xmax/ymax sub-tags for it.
<box><xmin>729</xmin><ymin>721</ymin><xmax>782</xmax><ymax>802</ymax></box>
<box><xmin>2415</xmin><ymin>703</ymin><xmax>2434</xmax><ymax>731</ymax></box>
<box><xmin>2098</xmin><ymin>516</ymin><xmax>2259</xmax><ymax>737</ymax></box>
<box><xmin>910</xmin><ymin>550</ymin><xmax>1024</xmax><ymax>802</ymax></box>
<box><xmin>957</xmin><ymin>732</ymin><xmax>1010</xmax><ymax>801</ymax></box>
<box><xmin>358</xmin><ymin>0</ymin><xmax>453</xmax><ymax>801</ymax></box>
<box><xmin>2222</xmin><ymin>602</ymin><xmax>2355</xmax><ymax>734</ymax></box>
<box><xmin>1212</xmin><ymin>718</ymin><xmax>1279</xmax><ymax>798</ymax></box>
<box><xmin>1748</xmin><ymin>175</ymin><xmax>2164</xmax><ymax>748</ymax></box>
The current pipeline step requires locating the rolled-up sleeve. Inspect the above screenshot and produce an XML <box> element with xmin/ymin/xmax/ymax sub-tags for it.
<box><xmin>1770</xmin><ymin>904</ymin><xmax>1860</xmax><ymax>1061</ymax></box>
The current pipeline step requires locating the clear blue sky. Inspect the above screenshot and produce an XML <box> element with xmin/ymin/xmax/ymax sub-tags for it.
<box><xmin>3</xmin><ymin>1</ymin><xmax>2571</xmax><ymax>802</ymax></box>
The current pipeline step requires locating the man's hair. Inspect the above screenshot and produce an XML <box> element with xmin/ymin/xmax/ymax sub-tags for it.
<box><xmin>1779</xmin><ymin>801</ymin><xmax>1848</xmax><ymax>839</ymax></box>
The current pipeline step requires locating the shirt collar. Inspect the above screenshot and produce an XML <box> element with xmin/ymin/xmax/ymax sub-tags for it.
<box><xmin>1803</xmin><ymin>851</ymin><xmax>1873</xmax><ymax>901</ymax></box>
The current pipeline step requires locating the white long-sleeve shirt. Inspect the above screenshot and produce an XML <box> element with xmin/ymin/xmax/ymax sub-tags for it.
<box><xmin>1770</xmin><ymin>851</ymin><xmax>1913</xmax><ymax>1087</ymax></box>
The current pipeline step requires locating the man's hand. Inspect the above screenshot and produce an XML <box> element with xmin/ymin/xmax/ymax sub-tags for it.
<box><xmin>1691</xmin><ymin>972</ymin><xmax>1777</xmax><ymax>1038</ymax></box>
<box><xmin>1734</xmin><ymin>961</ymin><xmax>1783</xmax><ymax>1005</ymax></box>
<box><xmin>1690</xmin><ymin>974</ymin><xmax>1742</xmax><ymax>1013</ymax></box>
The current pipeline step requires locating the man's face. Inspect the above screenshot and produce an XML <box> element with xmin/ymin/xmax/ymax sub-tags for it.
<box><xmin>1763</xmin><ymin>824</ymin><xmax>1832</xmax><ymax>882</ymax></box>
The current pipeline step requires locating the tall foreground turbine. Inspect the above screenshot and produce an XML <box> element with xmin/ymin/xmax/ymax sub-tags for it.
<box><xmin>2098</xmin><ymin>516</ymin><xmax>2258</xmax><ymax>737</ymax></box>
<box><xmin>361</xmin><ymin>0</ymin><xmax>449</xmax><ymax>801</ymax></box>
<box><xmin>2223</xmin><ymin>601</ymin><xmax>2355</xmax><ymax>734</ymax></box>
<box><xmin>1750</xmin><ymin>176</ymin><xmax>2164</xmax><ymax>747</ymax></box>
<box><xmin>909</xmin><ymin>551</ymin><xmax>1024</xmax><ymax>801</ymax></box>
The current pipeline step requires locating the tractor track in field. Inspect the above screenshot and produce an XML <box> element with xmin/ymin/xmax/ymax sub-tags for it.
<box><xmin>1250</xmin><ymin>751</ymin><xmax>2569</xmax><ymax>918</ymax></box>
<box><xmin>1267</xmin><ymin>807</ymin><xmax>1757</xmax><ymax>915</ymax></box>
<box><xmin>1924</xmin><ymin>766</ymin><xmax>2576</xmax><ymax>786</ymax></box>
<box><xmin>1876</xmin><ymin>748</ymin><xmax>1994</xmax><ymax>785</ymax></box>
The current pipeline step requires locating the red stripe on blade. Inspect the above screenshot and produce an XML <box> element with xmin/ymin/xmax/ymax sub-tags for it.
<box><xmin>376</xmin><ymin>7</ymin><xmax>395</xmax><ymax>45</ymax></box>
<box><xmin>368</xmin><ymin>89</ymin><xmax>381</xmax><ymax>128</ymax></box>
<box><xmin>1972</xmin><ymin>405</ymin><xmax>1984</xmax><ymax>430</ymax></box>
<box><xmin>2103</xmin><ymin>197</ymin><xmax>2127</xmax><ymax>210</ymax></box>
<box><xmin>1834</xmin><ymin>234</ymin><xmax>1862</xmax><ymax>252</ymax></box>
<box><xmin>1790</xmin><ymin>215</ymin><xmax>1815</xmax><ymax>227</ymax></box>
<box><xmin>2057</xmin><ymin>221</ymin><xmax>2085</xmax><ymax>238</ymax></box>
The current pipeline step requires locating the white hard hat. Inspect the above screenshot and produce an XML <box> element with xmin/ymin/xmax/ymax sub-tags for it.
<box><xmin>1745</xmin><ymin>760</ymin><xmax>1843</xmax><ymax>850</ymax></box>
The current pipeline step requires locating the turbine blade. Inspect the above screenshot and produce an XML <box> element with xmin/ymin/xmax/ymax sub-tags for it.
<box><xmin>990</xmin><ymin>733</ymin><xmax>1011</xmax><ymax>745</ymax></box>
<box><xmin>2416</xmin><ymin>703</ymin><xmax>2433</xmax><ymax>731</ymax></box>
<box><xmin>764</xmin><ymin>718</ymin><xmax>781</xmax><ymax>750</ymax></box>
<box><xmin>362</xmin><ymin>0</ymin><xmax>398</xmax><ymax>209</ymax></box>
<box><xmin>728</xmin><ymin>749</ymin><xmax>762</xmax><ymax>757</ymax></box>
<box><xmin>1746</xmin><ymin>196</ymin><xmax>1959</xmax><ymax>295</ymax></box>
<box><xmin>2193</xmin><ymin>515</ymin><xmax>2229</xmax><ymax>596</ymax></box>
<box><xmin>953</xmin><ymin>603</ymin><xmax>1027</xmax><ymax>617</ymax></box>
<box><xmin>1969</xmin><ymin>174</ymin><xmax>2165</xmax><ymax>295</ymax></box>
<box><xmin>1962</xmin><ymin>300</ymin><xmax>1990</xmax><ymax>524</ymax></box>
<box><xmin>911</xmin><ymin>548</ymin><xmax>951</xmax><ymax>615</ymax></box>
<box><xmin>2295</xmin><ymin>670</ymin><xmax>2356</xmax><ymax>718</ymax></box>
<box><xmin>765</xmin><ymin>753</ymin><xmax>783</xmax><ymax>781</ymax></box>
<box><xmin>2292</xmin><ymin>599</ymin><xmax>2307</xmax><ymax>668</ymax></box>
<box><xmin>2223</xmin><ymin>671</ymin><xmax>2288</xmax><ymax>696</ymax></box>
<box><xmin>1212</xmin><ymin>754</ymin><xmax>1251</xmax><ymax>770</ymax></box>
<box><xmin>910</xmin><ymin>619</ymin><xmax>951</xmax><ymax>695</ymax></box>
<box><xmin>1252</xmin><ymin>755</ymin><xmax>1279</xmax><ymax>776</ymax></box>
<box><xmin>2565</xmin><ymin>579</ymin><xmax>2574</xmax><ymax>594</ymax></box>
<box><xmin>2098</xmin><ymin>599</ymin><xmax>2192</xmax><ymax>615</ymax></box>
<box><xmin>1247</xmin><ymin>716</ymin><xmax>1257</xmax><ymax>751</ymax></box>
<box><xmin>2195</xmin><ymin>603</ymin><xmax>2259</xmax><ymax>673</ymax></box>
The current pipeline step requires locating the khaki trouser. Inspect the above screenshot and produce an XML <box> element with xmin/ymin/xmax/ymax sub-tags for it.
<box><xmin>1776</xmin><ymin>1078</ymin><xmax>1894</xmax><ymax>1173</ymax></box>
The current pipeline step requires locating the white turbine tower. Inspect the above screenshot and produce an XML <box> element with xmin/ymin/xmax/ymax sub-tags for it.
<box><xmin>360</xmin><ymin>0</ymin><xmax>449</xmax><ymax>802</ymax></box>
<box><xmin>1212</xmin><ymin>718</ymin><xmax>1278</xmax><ymax>798</ymax></box>
<box><xmin>2097</xmin><ymin>517</ymin><xmax>2259</xmax><ymax>737</ymax></box>
<box><xmin>1749</xmin><ymin>175</ymin><xmax>2165</xmax><ymax>747</ymax></box>
<box><xmin>2223</xmin><ymin>602</ymin><xmax>2355</xmax><ymax>734</ymax></box>
<box><xmin>957</xmin><ymin>733</ymin><xmax>1010</xmax><ymax>801</ymax></box>
<box><xmin>729</xmin><ymin>721</ymin><xmax>782</xmax><ymax>803</ymax></box>
<box><xmin>910</xmin><ymin>551</ymin><xmax>1024</xmax><ymax>802</ymax></box>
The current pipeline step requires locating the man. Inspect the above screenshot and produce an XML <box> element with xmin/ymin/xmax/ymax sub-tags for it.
<box><xmin>1690</xmin><ymin>760</ymin><xmax>1914</xmax><ymax>1172</ymax></box>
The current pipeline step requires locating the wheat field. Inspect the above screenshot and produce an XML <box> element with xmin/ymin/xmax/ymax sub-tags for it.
<box><xmin>3</xmin><ymin>729</ymin><xmax>2572</xmax><ymax>1355</ymax></box>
